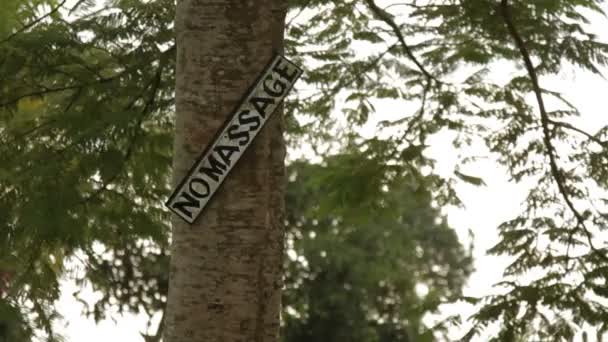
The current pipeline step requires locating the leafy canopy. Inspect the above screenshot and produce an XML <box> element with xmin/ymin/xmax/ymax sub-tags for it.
<box><xmin>282</xmin><ymin>157</ymin><xmax>473</xmax><ymax>342</ymax></box>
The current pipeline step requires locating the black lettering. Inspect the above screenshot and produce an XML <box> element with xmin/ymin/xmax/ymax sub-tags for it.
<box><xmin>189</xmin><ymin>177</ymin><xmax>211</xmax><ymax>198</ymax></box>
<box><xmin>199</xmin><ymin>155</ymin><xmax>227</xmax><ymax>181</ymax></box>
<box><xmin>263</xmin><ymin>75</ymin><xmax>287</xmax><ymax>97</ymax></box>
<box><xmin>238</xmin><ymin>109</ymin><xmax>261</xmax><ymax>131</ymax></box>
<box><xmin>273</xmin><ymin>59</ymin><xmax>298</xmax><ymax>82</ymax></box>
<box><xmin>228</xmin><ymin>124</ymin><xmax>250</xmax><ymax>146</ymax></box>
<box><xmin>214</xmin><ymin>144</ymin><xmax>239</xmax><ymax>166</ymax></box>
<box><xmin>171</xmin><ymin>191</ymin><xmax>200</xmax><ymax>219</ymax></box>
<box><xmin>249</xmin><ymin>96</ymin><xmax>274</xmax><ymax>118</ymax></box>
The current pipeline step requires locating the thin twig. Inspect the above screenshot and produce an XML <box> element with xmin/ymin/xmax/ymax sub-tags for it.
<box><xmin>286</xmin><ymin>6</ymin><xmax>306</xmax><ymax>30</ymax></box>
<box><xmin>548</xmin><ymin>119</ymin><xmax>608</xmax><ymax>148</ymax></box>
<box><xmin>363</xmin><ymin>0</ymin><xmax>441</xmax><ymax>86</ymax></box>
<box><xmin>81</xmin><ymin>59</ymin><xmax>166</xmax><ymax>204</ymax></box>
<box><xmin>0</xmin><ymin>76</ymin><xmax>118</xmax><ymax>108</ymax></box>
<box><xmin>1</xmin><ymin>0</ymin><xmax>69</xmax><ymax>44</ymax></box>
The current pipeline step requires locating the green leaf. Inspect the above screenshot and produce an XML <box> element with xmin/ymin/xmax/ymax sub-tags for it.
<box><xmin>454</xmin><ymin>170</ymin><xmax>486</xmax><ymax>186</ymax></box>
<box><xmin>352</xmin><ymin>30</ymin><xmax>383</xmax><ymax>43</ymax></box>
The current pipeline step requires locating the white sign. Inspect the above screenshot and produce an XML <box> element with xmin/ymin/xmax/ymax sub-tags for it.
<box><xmin>166</xmin><ymin>54</ymin><xmax>303</xmax><ymax>223</ymax></box>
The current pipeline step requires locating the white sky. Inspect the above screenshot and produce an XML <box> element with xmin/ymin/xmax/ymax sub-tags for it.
<box><xmin>50</xmin><ymin>2</ymin><xmax>608</xmax><ymax>342</ymax></box>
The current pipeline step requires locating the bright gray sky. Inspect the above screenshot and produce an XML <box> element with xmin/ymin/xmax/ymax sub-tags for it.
<box><xmin>52</xmin><ymin>2</ymin><xmax>608</xmax><ymax>342</ymax></box>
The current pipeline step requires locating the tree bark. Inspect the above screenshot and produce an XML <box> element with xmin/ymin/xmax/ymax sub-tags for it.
<box><xmin>164</xmin><ymin>1</ymin><xmax>287</xmax><ymax>341</ymax></box>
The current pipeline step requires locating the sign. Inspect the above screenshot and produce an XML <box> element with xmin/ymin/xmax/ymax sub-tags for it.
<box><xmin>166</xmin><ymin>54</ymin><xmax>303</xmax><ymax>224</ymax></box>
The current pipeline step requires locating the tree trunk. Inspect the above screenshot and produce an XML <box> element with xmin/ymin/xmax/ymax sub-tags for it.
<box><xmin>164</xmin><ymin>1</ymin><xmax>287</xmax><ymax>341</ymax></box>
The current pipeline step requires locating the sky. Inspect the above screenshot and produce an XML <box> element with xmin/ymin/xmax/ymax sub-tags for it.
<box><xmin>50</xmin><ymin>2</ymin><xmax>608</xmax><ymax>342</ymax></box>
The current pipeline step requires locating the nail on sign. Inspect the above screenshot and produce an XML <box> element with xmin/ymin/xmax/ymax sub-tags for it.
<box><xmin>165</xmin><ymin>54</ymin><xmax>303</xmax><ymax>224</ymax></box>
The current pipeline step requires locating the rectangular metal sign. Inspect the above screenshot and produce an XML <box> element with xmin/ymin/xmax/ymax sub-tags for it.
<box><xmin>165</xmin><ymin>54</ymin><xmax>303</xmax><ymax>224</ymax></box>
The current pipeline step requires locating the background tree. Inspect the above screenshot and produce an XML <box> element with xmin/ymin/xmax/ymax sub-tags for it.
<box><xmin>282</xmin><ymin>157</ymin><xmax>473</xmax><ymax>342</ymax></box>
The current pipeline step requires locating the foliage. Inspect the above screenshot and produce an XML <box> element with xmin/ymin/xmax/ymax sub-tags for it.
<box><xmin>1</xmin><ymin>0</ymin><xmax>608</xmax><ymax>341</ymax></box>
<box><xmin>282</xmin><ymin>157</ymin><xmax>473</xmax><ymax>342</ymax></box>
<box><xmin>0</xmin><ymin>0</ymin><xmax>174</xmax><ymax>340</ymax></box>
<box><xmin>0</xmin><ymin>0</ymin><xmax>59</xmax><ymax>37</ymax></box>
<box><xmin>60</xmin><ymin>156</ymin><xmax>473</xmax><ymax>342</ymax></box>
<box><xmin>286</xmin><ymin>0</ymin><xmax>608</xmax><ymax>339</ymax></box>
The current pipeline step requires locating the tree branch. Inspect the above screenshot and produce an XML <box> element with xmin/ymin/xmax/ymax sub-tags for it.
<box><xmin>363</xmin><ymin>0</ymin><xmax>441</xmax><ymax>86</ymax></box>
<box><xmin>0</xmin><ymin>76</ymin><xmax>118</xmax><ymax>108</ymax></box>
<box><xmin>547</xmin><ymin>119</ymin><xmax>608</xmax><ymax>148</ymax></box>
<box><xmin>499</xmin><ymin>0</ymin><xmax>607</xmax><ymax>260</ymax></box>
